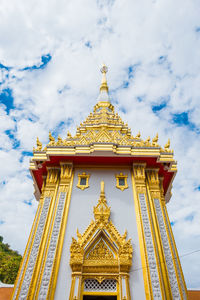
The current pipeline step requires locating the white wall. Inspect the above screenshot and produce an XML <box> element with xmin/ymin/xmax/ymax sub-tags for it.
<box><xmin>54</xmin><ymin>167</ymin><xmax>146</xmax><ymax>300</ymax></box>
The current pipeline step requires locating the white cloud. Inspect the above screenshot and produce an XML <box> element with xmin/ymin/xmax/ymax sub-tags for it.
<box><xmin>0</xmin><ymin>0</ymin><xmax>200</xmax><ymax>289</ymax></box>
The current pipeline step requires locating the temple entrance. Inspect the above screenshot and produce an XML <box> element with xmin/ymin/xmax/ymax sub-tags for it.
<box><xmin>83</xmin><ymin>296</ymin><xmax>117</xmax><ymax>300</ymax></box>
<box><xmin>69</xmin><ymin>182</ymin><xmax>132</xmax><ymax>300</ymax></box>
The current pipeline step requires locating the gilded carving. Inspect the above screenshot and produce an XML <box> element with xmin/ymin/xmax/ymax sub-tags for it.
<box><xmin>76</xmin><ymin>172</ymin><xmax>90</xmax><ymax>190</ymax></box>
<box><xmin>48</xmin><ymin>131</ymin><xmax>55</xmax><ymax>146</ymax></box>
<box><xmin>70</xmin><ymin>181</ymin><xmax>133</xmax><ymax>275</ymax></box>
<box><xmin>133</xmin><ymin>164</ymin><xmax>146</xmax><ymax>183</ymax></box>
<box><xmin>152</xmin><ymin>133</ymin><xmax>159</xmax><ymax>147</ymax></box>
<box><xmin>32</xmin><ymin>96</ymin><xmax>174</xmax><ymax>155</ymax></box>
<box><xmin>115</xmin><ymin>173</ymin><xmax>128</xmax><ymax>191</ymax></box>
<box><xmin>60</xmin><ymin>163</ymin><xmax>73</xmax><ymax>182</ymax></box>
<box><xmin>146</xmin><ymin>169</ymin><xmax>159</xmax><ymax>187</ymax></box>
<box><xmin>33</xmin><ymin>137</ymin><xmax>42</xmax><ymax>152</ymax></box>
<box><xmin>87</xmin><ymin>239</ymin><xmax>114</xmax><ymax>260</ymax></box>
<box><xmin>46</xmin><ymin>168</ymin><xmax>60</xmax><ymax>185</ymax></box>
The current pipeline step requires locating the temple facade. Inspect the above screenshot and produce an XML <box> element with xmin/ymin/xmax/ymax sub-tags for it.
<box><xmin>12</xmin><ymin>66</ymin><xmax>187</xmax><ymax>299</ymax></box>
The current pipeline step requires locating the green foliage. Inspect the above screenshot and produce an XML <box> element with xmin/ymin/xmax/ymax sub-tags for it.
<box><xmin>0</xmin><ymin>236</ymin><xmax>22</xmax><ymax>284</ymax></box>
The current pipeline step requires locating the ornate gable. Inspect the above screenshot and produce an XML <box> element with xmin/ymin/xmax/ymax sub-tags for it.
<box><xmin>86</xmin><ymin>239</ymin><xmax>114</xmax><ymax>260</ymax></box>
<box><xmin>70</xmin><ymin>182</ymin><xmax>133</xmax><ymax>274</ymax></box>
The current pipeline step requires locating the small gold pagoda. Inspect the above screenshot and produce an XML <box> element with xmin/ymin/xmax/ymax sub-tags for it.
<box><xmin>12</xmin><ymin>66</ymin><xmax>187</xmax><ymax>300</ymax></box>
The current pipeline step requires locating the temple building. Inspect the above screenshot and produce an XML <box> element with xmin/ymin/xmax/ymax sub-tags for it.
<box><xmin>12</xmin><ymin>66</ymin><xmax>188</xmax><ymax>299</ymax></box>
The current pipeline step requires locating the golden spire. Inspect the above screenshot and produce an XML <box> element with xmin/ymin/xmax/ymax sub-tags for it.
<box><xmin>100</xmin><ymin>181</ymin><xmax>105</xmax><ymax>196</ymax></box>
<box><xmin>100</xmin><ymin>64</ymin><xmax>109</xmax><ymax>92</ymax></box>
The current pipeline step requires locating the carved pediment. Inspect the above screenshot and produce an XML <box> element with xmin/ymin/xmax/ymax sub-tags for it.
<box><xmin>86</xmin><ymin>239</ymin><xmax>114</xmax><ymax>260</ymax></box>
<box><xmin>70</xmin><ymin>182</ymin><xmax>133</xmax><ymax>273</ymax></box>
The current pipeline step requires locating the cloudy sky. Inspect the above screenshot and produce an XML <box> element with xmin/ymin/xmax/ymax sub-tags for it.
<box><xmin>0</xmin><ymin>0</ymin><xmax>200</xmax><ymax>289</ymax></box>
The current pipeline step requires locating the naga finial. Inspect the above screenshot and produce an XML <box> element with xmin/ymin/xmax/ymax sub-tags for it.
<box><xmin>164</xmin><ymin>138</ymin><xmax>170</xmax><ymax>149</ymax></box>
<box><xmin>49</xmin><ymin>131</ymin><xmax>55</xmax><ymax>146</ymax></box>
<box><xmin>152</xmin><ymin>133</ymin><xmax>158</xmax><ymax>143</ymax></box>
<box><xmin>35</xmin><ymin>137</ymin><xmax>42</xmax><ymax>151</ymax></box>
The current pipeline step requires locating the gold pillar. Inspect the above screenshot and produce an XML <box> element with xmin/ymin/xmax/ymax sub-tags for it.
<box><xmin>48</xmin><ymin>162</ymin><xmax>74</xmax><ymax>300</ymax></box>
<box><xmin>160</xmin><ymin>178</ymin><xmax>188</xmax><ymax>299</ymax></box>
<box><xmin>11</xmin><ymin>181</ymin><xmax>44</xmax><ymax>300</ymax></box>
<box><xmin>131</xmin><ymin>163</ymin><xmax>165</xmax><ymax>300</ymax></box>
<box><xmin>13</xmin><ymin>167</ymin><xmax>60</xmax><ymax>300</ymax></box>
<box><xmin>33</xmin><ymin>162</ymin><xmax>74</xmax><ymax>300</ymax></box>
<box><xmin>146</xmin><ymin>169</ymin><xmax>172</xmax><ymax>299</ymax></box>
<box><xmin>27</xmin><ymin>167</ymin><xmax>60</xmax><ymax>299</ymax></box>
<box><xmin>146</xmin><ymin>169</ymin><xmax>187</xmax><ymax>299</ymax></box>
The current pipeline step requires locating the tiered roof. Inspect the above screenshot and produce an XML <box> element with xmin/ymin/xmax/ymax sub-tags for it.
<box><xmin>30</xmin><ymin>66</ymin><xmax>176</xmax><ymax>202</ymax></box>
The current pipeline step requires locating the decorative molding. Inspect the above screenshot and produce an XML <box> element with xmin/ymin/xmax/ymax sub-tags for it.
<box><xmin>115</xmin><ymin>173</ymin><xmax>128</xmax><ymax>191</ymax></box>
<box><xmin>76</xmin><ymin>172</ymin><xmax>90</xmax><ymax>190</ymax></box>
<box><xmin>18</xmin><ymin>196</ymin><xmax>51</xmax><ymax>299</ymax></box>
<box><xmin>12</xmin><ymin>201</ymin><xmax>42</xmax><ymax>300</ymax></box>
<box><xmin>38</xmin><ymin>192</ymin><xmax>67</xmax><ymax>299</ymax></box>
<box><xmin>70</xmin><ymin>181</ymin><xmax>132</xmax><ymax>298</ymax></box>
<box><xmin>133</xmin><ymin>164</ymin><xmax>146</xmax><ymax>184</ymax></box>
<box><xmin>146</xmin><ymin>169</ymin><xmax>159</xmax><ymax>189</ymax></box>
<box><xmin>163</xmin><ymin>206</ymin><xmax>187</xmax><ymax>300</ymax></box>
<box><xmin>60</xmin><ymin>162</ymin><xmax>73</xmax><ymax>183</ymax></box>
<box><xmin>46</xmin><ymin>167</ymin><xmax>60</xmax><ymax>185</ymax></box>
<box><xmin>138</xmin><ymin>193</ymin><xmax>162</xmax><ymax>298</ymax></box>
<box><xmin>38</xmin><ymin>164</ymin><xmax>74</xmax><ymax>300</ymax></box>
<box><xmin>154</xmin><ymin>198</ymin><xmax>181</xmax><ymax>299</ymax></box>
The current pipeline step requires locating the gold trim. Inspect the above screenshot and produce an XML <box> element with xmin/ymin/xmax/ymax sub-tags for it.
<box><xmin>28</xmin><ymin>168</ymin><xmax>60</xmax><ymax>299</ymax></box>
<box><xmin>132</xmin><ymin>164</ymin><xmax>166</xmax><ymax>299</ymax></box>
<box><xmin>77</xmin><ymin>172</ymin><xmax>90</xmax><ymax>190</ymax></box>
<box><xmin>115</xmin><ymin>172</ymin><xmax>128</xmax><ymax>191</ymax></box>
<box><xmin>15</xmin><ymin>180</ymin><xmax>51</xmax><ymax>299</ymax></box>
<box><xmin>70</xmin><ymin>181</ymin><xmax>132</xmax><ymax>299</ymax></box>
<box><xmin>162</xmin><ymin>201</ymin><xmax>188</xmax><ymax>299</ymax></box>
<box><xmin>144</xmin><ymin>186</ymin><xmax>165</xmax><ymax>299</ymax></box>
<box><xmin>146</xmin><ymin>174</ymin><xmax>172</xmax><ymax>299</ymax></box>
<box><xmin>33</xmin><ymin>181</ymin><xmax>61</xmax><ymax>299</ymax></box>
<box><xmin>161</xmin><ymin>200</ymin><xmax>184</xmax><ymax>298</ymax></box>
<box><xmin>48</xmin><ymin>168</ymin><xmax>74</xmax><ymax>299</ymax></box>
<box><xmin>34</xmin><ymin>163</ymin><xmax>73</xmax><ymax>299</ymax></box>
<box><xmin>12</xmin><ymin>197</ymin><xmax>42</xmax><ymax>299</ymax></box>
<box><xmin>131</xmin><ymin>171</ymin><xmax>152</xmax><ymax>299</ymax></box>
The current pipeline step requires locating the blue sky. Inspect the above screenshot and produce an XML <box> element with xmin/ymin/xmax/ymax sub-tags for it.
<box><xmin>0</xmin><ymin>0</ymin><xmax>200</xmax><ymax>289</ymax></box>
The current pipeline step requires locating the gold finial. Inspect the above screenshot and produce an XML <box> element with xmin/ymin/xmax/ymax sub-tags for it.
<box><xmin>101</xmin><ymin>181</ymin><xmax>105</xmax><ymax>195</ymax></box>
<box><xmin>100</xmin><ymin>64</ymin><xmax>109</xmax><ymax>92</ymax></box>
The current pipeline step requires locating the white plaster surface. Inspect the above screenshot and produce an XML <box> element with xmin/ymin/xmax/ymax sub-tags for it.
<box><xmin>54</xmin><ymin>167</ymin><xmax>146</xmax><ymax>300</ymax></box>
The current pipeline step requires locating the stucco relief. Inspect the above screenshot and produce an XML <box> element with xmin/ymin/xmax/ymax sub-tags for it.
<box><xmin>154</xmin><ymin>199</ymin><xmax>182</xmax><ymax>300</ymax></box>
<box><xmin>18</xmin><ymin>197</ymin><xmax>51</xmax><ymax>300</ymax></box>
<box><xmin>38</xmin><ymin>192</ymin><xmax>66</xmax><ymax>299</ymax></box>
<box><xmin>139</xmin><ymin>193</ymin><xmax>162</xmax><ymax>299</ymax></box>
<box><xmin>163</xmin><ymin>207</ymin><xmax>187</xmax><ymax>300</ymax></box>
<box><xmin>12</xmin><ymin>205</ymin><xmax>41</xmax><ymax>299</ymax></box>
